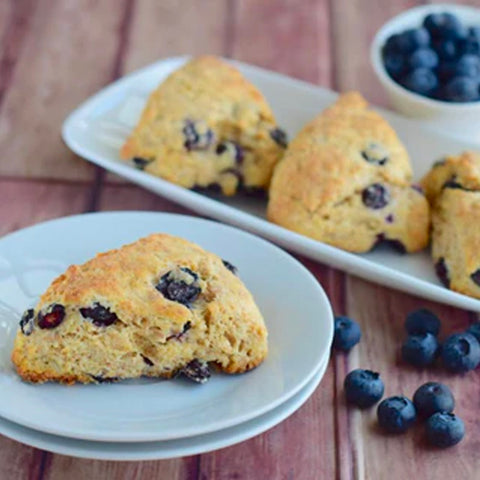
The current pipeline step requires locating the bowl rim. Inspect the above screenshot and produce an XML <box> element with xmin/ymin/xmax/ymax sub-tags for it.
<box><xmin>371</xmin><ymin>3</ymin><xmax>480</xmax><ymax>112</ymax></box>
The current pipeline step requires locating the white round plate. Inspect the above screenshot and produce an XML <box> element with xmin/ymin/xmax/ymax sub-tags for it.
<box><xmin>0</xmin><ymin>353</ymin><xmax>328</xmax><ymax>460</ymax></box>
<box><xmin>0</xmin><ymin>212</ymin><xmax>333</xmax><ymax>442</ymax></box>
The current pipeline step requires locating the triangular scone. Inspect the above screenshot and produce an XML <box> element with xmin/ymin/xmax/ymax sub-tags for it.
<box><xmin>121</xmin><ymin>56</ymin><xmax>287</xmax><ymax>196</ymax></box>
<box><xmin>11</xmin><ymin>234</ymin><xmax>268</xmax><ymax>384</ymax></box>
<box><xmin>421</xmin><ymin>152</ymin><xmax>480</xmax><ymax>299</ymax></box>
<box><xmin>267</xmin><ymin>92</ymin><xmax>430</xmax><ymax>253</ymax></box>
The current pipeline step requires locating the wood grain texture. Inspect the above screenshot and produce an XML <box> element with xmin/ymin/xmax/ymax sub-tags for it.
<box><xmin>123</xmin><ymin>0</ymin><xmax>229</xmax><ymax>74</ymax></box>
<box><xmin>0</xmin><ymin>179</ymin><xmax>91</xmax><ymax>479</ymax></box>
<box><xmin>0</xmin><ymin>0</ymin><xmax>130</xmax><ymax>181</ymax></box>
<box><xmin>230</xmin><ymin>0</ymin><xmax>332</xmax><ymax>85</ymax></box>
<box><xmin>43</xmin><ymin>455</ymin><xmax>198</xmax><ymax>480</ymax></box>
<box><xmin>330</xmin><ymin>0</ymin><xmax>423</xmax><ymax>106</ymax></box>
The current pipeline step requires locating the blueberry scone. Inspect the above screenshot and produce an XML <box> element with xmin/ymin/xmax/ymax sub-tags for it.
<box><xmin>267</xmin><ymin>92</ymin><xmax>430</xmax><ymax>253</ymax></box>
<box><xmin>11</xmin><ymin>234</ymin><xmax>268</xmax><ymax>384</ymax></box>
<box><xmin>121</xmin><ymin>56</ymin><xmax>287</xmax><ymax>196</ymax></box>
<box><xmin>421</xmin><ymin>151</ymin><xmax>480</xmax><ymax>298</ymax></box>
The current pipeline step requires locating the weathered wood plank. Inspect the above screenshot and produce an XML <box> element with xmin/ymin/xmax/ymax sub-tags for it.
<box><xmin>123</xmin><ymin>0</ymin><xmax>228</xmax><ymax>74</ymax></box>
<box><xmin>231</xmin><ymin>0</ymin><xmax>332</xmax><ymax>85</ymax></box>
<box><xmin>0</xmin><ymin>179</ymin><xmax>89</xmax><ymax>235</ymax></box>
<box><xmin>0</xmin><ymin>179</ymin><xmax>91</xmax><ymax>480</ymax></box>
<box><xmin>345</xmin><ymin>276</ymin><xmax>479</xmax><ymax>479</ymax></box>
<box><xmin>330</xmin><ymin>0</ymin><xmax>423</xmax><ymax>106</ymax></box>
<box><xmin>44</xmin><ymin>455</ymin><xmax>198</xmax><ymax>480</ymax></box>
<box><xmin>0</xmin><ymin>0</ymin><xmax>129</xmax><ymax>181</ymax></box>
<box><xmin>98</xmin><ymin>183</ymin><xmax>193</xmax><ymax>215</ymax></box>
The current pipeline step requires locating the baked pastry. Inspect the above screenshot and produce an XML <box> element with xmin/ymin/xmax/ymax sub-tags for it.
<box><xmin>421</xmin><ymin>151</ymin><xmax>480</xmax><ymax>298</ymax></box>
<box><xmin>11</xmin><ymin>234</ymin><xmax>268</xmax><ymax>384</ymax></box>
<box><xmin>121</xmin><ymin>56</ymin><xmax>287</xmax><ymax>196</ymax></box>
<box><xmin>267</xmin><ymin>92</ymin><xmax>430</xmax><ymax>253</ymax></box>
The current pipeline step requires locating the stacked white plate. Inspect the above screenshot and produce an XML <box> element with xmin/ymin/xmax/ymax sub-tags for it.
<box><xmin>0</xmin><ymin>212</ymin><xmax>334</xmax><ymax>460</ymax></box>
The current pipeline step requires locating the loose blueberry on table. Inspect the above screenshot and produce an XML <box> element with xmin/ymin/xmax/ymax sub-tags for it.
<box><xmin>425</xmin><ymin>412</ymin><xmax>465</xmax><ymax>448</ymax></box>
<box><xmin>383</xmin><ymin>12</ymin><xmax>480</xmax><ymax>102</ymax></box>
<box><xmin>413</xmin><ymin>382</ymin><xmax>455</xmax><ymax>417</ymax></box>
<box><xmin>441</xmin><ymin>332</ymin><xmax>480</xmax><ymax>373</ymax></box>
<box><xmin>333</xmin><ymin>315</ymin><xmax>362</xmax><ymax>352</ymax></box>
<box><xmin>401</xmin><ymin>332</ymin><xmax>439</xmax><ymax>367</ymax></box>
<box><xmin>377</xmin><ymin>395</ymin><xmax>417</xmax><ymax>434</ymax></box>
<box><xmin>344</xmin><ymin>369</ymin><xmax>385</xmax><ymax>409</ymax></box>
<box><xmin>405</xmin><ymin>308</ymin><xmax>441</xmax><ymax>336</ymax></box>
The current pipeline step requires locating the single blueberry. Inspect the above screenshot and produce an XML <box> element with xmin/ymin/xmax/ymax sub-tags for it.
<box><xmin>374</xmin><ymin>234</ymin><xmax>407</xmax><ymax>253</ymax></box>
<box><xmin>333</xmin><ymin>315</ymin><xmax>362</xmax><ymax>352</ymax></box>
<box><xmin>405</xmin><ymin>308</ymin><xmax>441</xmax><ymax>336</ymax></box>
<box><xmin>377</xmin><ymin>396</ymin><xmax>417</xmax><ymax>434</ymax></box>
<box><xmin>458</xmin><ymin>36</ymin><xmax>480</xmax><ymax>56</ymax></box>
<box><xmin>433</xmin><ymin>39</ymin><xmax>458</xmax><ymax>61</ymax></box>
<box><xmin>401</xmin><ymin>333</ymin><xmax>439</xmax><ymax>367</ymax></box>
<box><xmin>191</xmin><ymin>183</ymin><xmax>222</xmax><ymax>195</ymax></box>
<box><xmin>216</xmin><ymin>141</ymin><xmax>244</xmax><ymax>164</ymax></box>
<box><xmin>424</xmin><ymin>12</ymin><xmax>465</xmax><ymax>40</ymax></box>
<box><xmin>435</xmin><ymin>258</ymin><xmax>450</xmax><ymax>287</ymax></box>
<box><xmin>156</xmin><ymin>267</ymin><xmax>201</xmax><ymax>307</ymax></box>
<box><xmin>270</xmin><ymin>128</ymin><xmax>288</xmax><ymax>148</ymax></box>
<box><xmin>344</xmin><ymin>369</ymin><xmax>384</xmax><ymax>408</ymax></box>
<box><xmin>80</xmin><ymin>303</ymin><xmax>118</xmax><ymax>327</ymax></box>
<box><xmin>407</xmin><ymin>48</ymin><xmax>439</xmax><ymax>70</ymax></box>
<box><xmin>361</xmin><ymin>143</ymin><xmax>389</xmax><ymax>165</ymax></box>
<box><xmin>132</xmin><ymin>157</ymin><xmax>153</xmax><ymax>170</ymax></box>
<box><xmin>470</xmin><ymin>268</ymin><xmax>480</xmax><ymax>286</ymax></box>
<box><xmin>222</xmin><ymin>259</ymin><xmax>238</xmax><ymax>275</ymax></box>
<box><xmin>362</xmin><ymin>183</ymin><xmax>389</xmax><ymax>209</ymax></box>
<box><xmin>183</xmin><ymin>120</ymin><xmax>215</xmax><ymax>151</ymax></box>
<box><xmin>443</xmin><ymin>76</ymin><xmax>479</xmax><ymax>102</ymax></box>
<box><xmin>37</xmin><ymin>304</ymin><xmax>65</xmax><ymax>329</ymax></box>
<box><xmin>400</xmin><ymin>68</ymin><xmax>438</xmax><ymax>96</ymax></box>
<box><xmin>384</xmin><ymin>52</ymin><xmax>406</xmax><ymax>79</ymax></box>
<box><xmin>413</xmin><ymin>382</ymin><xmax>455</xmax><ymax>417</ymax></box>
<box><xmin>466</xmin><ymin>322</ymin><xmax>480</xmax><ymax>342</ymax></box>
<box><xmin>441</xmin><ymin>332</ymin><xmax>480</xmax><ymax>372</ymax></box>
<box><xmin>19</xmin><ymin>308</ymin><xmax>35</xmax><ymax>336</ymax></box>
<box><xmin>426</xmin><ymin>412</ymin><xmax>465</xmax><ymax>448</ymax></box>
<box><xmin>396</xmin><ymin>28</ymin><xmax>431</xmax><ymax>53</ymax></box>
<box><xmin>454</xmin><ymin>54</ymin><xmax>480</xmax><ymax>78</ymax></box>
<box><xmin>383</xmin><ymin>33</ymin><xmax>404</xmax><ymax>54</ymax></box>
<box><xmin>179</xmin><ymin>359</ymin><xmax>211</xmax><ymax>384</ymax></box>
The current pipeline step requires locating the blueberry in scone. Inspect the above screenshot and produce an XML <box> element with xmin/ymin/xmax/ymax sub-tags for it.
<box><xmin>11</xmin><ymin>234</ymin><xmax>268</xmax><ymax>384</ymax></box>
<box><xmin>121</xmin><ymin>56</ymin><xmax>287</xmax><ymax>196</ymax></box>
<box><xmin>267</xmin><ymin>92</ymin><xmax>430</xmax><ymax>253</ymax></box>
<box><xmin>421</xmin><ymin>151</ymin><xmax>480</xmax><ymax>299</ymax></box>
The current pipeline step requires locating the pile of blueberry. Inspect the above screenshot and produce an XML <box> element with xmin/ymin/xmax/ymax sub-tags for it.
<box><xmin>383</xmin><ymin>12</ymin><xmax>480</xmax><ymax>102</ymax></box>
<box><xmin>401</xmin><ymin>308</ymin><xmax>480</xmax><ymax>373</ymax></box>
<box><xmin>333</xmin><ymin>313</ymin><xmax>469</xmax><ymax>447</ymax></box>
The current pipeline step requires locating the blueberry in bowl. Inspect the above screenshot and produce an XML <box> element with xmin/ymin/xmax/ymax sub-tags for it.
<box><xmin>372</xmin><ymin>4</ymin><xmax>480</xmax><ymax>123</ymax></box>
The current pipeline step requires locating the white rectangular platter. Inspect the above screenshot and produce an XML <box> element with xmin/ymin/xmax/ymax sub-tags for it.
<box><xmin>62</xmin><ymin>56</ymin><xmax>480</xmax><ymax>311</ymax></box>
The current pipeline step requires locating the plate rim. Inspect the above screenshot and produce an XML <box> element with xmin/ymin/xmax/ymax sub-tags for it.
<box><xmin>61</xmin><ymin>55</ymin><xmax>480</xmax><ymax>312</ymax></box>
<box><xmin>0</xmin><ymin>351</ymin><xmax>329</xmax><ymax>461</ymax></box>
<box><xmin>0</xmin><ymin>211</ymin><xmax>334</xmax><ymax>442</ymax></box>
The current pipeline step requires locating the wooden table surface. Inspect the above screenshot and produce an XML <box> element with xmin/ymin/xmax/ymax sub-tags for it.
<box><xmin>2</xmin><ymin>1</ymin><xmax>480</xmax><ymax>478</ymax></box>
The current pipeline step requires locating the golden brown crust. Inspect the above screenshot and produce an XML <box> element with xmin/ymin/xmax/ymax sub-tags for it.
<box><xmin>121</xmin><ymin>56</ymin><xmax>286</xmax><ymax>195</ymax></box>
<box><xmin>422</xmin><ymin>151</ymin><xmax>480</xmax><ymax>299</ymax></box>
<box><xmin>267</xmin><ymin>92</ymin><xmax>430</xmax><ymax>253</ymax></box>
<box><xmin>11</xmin><ymin>234</ymin><xmax>268</xmax><ymax>384</ymax></box>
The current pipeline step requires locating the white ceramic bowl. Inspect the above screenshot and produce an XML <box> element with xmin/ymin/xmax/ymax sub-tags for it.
<box><xmin>371</xmin><ymin>3</ymin><xmax>480</xmax><ymax>145</ymax></box>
